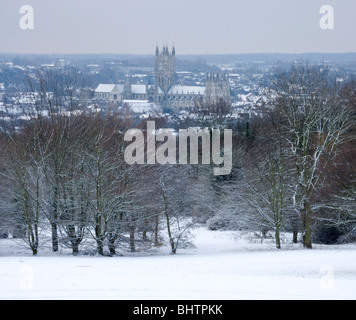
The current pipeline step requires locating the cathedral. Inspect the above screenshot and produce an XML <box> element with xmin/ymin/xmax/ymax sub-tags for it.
<box><xmin>94</xmin><ymin>46</ymin><xmax>231</xmax><ymax>111</ymax></box>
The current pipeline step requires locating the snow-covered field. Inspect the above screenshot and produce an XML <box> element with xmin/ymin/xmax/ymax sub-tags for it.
<box><xmin>1</xmin><ymin>226</ymin><xmax>356</xmax><ymax>300</ymax></box>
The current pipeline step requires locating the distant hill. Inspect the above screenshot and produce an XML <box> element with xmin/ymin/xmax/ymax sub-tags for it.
<box><xmin>2</xmin><ymin>52</ymin><xmax>356</xmax><ymax>67</ymax></box>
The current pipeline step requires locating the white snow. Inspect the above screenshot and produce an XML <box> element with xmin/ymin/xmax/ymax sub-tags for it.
<box><xmin>168</xmin><ymin>85</ymin><xmax>205</xmax><ymax>95</ymax></box>
<box><xmin>131</xmin><ymin>85</ymin><xmax>148</xmax><ymax>95</ymax></box>
<box><xmin>0</xmin><ymin>226</ymin><xmax>355</xmax><ymax>300</ymax></box>
<box><xmin>95</xmin><ymin>84</ymin><xmax>116</xmax><ymax>93</ymax></box>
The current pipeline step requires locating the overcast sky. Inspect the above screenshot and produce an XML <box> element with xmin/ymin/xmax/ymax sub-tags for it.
<box><xmin>0</xmin><ymin>0</ymin><xmax>355</xmax><ymax>55</ymax></box>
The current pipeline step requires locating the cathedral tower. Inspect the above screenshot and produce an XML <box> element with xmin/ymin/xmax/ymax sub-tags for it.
<box><xmin>205</xmin><ymin>73</ymin><xmax>231</xmax><ymax>105</ymax></box>
<box><xmin>155</xmin><ymin>45</ymin><xmax>176</xmax><ymax>102</ymax></box>
<box><xmin>124</xmin><ymin>74</ymin><xmax>132</xmax><ymax>100</ymax></box>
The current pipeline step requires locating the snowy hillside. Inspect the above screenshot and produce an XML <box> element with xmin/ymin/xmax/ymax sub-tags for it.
<box><xmin>1</xmin><ymin>226</ymin><xmax>355</xmax><ymax>300</ymax></box>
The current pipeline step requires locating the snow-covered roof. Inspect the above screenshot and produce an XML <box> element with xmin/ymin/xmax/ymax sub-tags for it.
<box><xmin>131</xmin><ymin>85</ymin><xmax>147</xmax><ymax>94</ymax></box>
<box><xmin>95</xmin><ymin>84</ymin><xmax>147</xmax><ymax>95</ymax></box>
<box><xmin>123</xmin><ymin>100</ymin><xmax>150</xmax><ymax>112</ymax></box>
<box><xmin>123</xmin><ymin>100</ymin><xmax>160</xmax><ymax>114</ymax></box>
<box><xmin>95</xmin><ymin>84</ymin><xmax>116</xmax><ymax>93</ymax></box>
<box><xmin>168</xmin><ymin>85</ymin><xmax>205</xmax><ymax>95</ymax></box>
<box><xmin>95</xmin><ymin>84</ymin><xmax>206</xmax><ymax>96</ymax></box>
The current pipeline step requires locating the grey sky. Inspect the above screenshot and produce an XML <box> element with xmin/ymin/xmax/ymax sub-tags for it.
<box><xmin>0</xmin><ymin>0</ymin><xmax>355</xmax><ymax>54</ymax></box>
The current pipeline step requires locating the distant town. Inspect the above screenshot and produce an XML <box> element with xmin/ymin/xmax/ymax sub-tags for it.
<box><xmin>1</xmin><ymin>50</ymin><xmax>356</xmax><ymax>126</ymax></box>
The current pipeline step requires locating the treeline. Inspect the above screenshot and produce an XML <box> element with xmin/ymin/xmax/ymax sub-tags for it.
<box><xmin>0</xmin><ymin>69</ymin><xmax>203</xmax><ymax>256</ymax></box>
<box><xmin>0</xmin><ymin>110</ymin><xmax>209</xmax><ymax>255</ymax></box>
<box><xmin>221</xmin><ymin>64</ymin><xmax>356</xmax><ymax>249</ymax></box>
<box><xmin>187</xmin><ymin>63</ymin><xmax>356</xmax><ymax>249</ymax></box>
<box><xmin>0</xmin><ymin>64</ymin><xmax>355</xmax><ymax>255</ymax></box>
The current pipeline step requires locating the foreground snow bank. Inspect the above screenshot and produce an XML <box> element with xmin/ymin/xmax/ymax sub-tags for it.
<box><xmin>1</xmin><ymin>226</ymin><xmax>355</xmax><ymax>300</ymax></box>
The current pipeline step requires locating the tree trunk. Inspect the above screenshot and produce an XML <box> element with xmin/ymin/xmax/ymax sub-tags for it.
<box><xmin>108</xmin><ymin>237</ymin><xmax>116</xmax><ymax>255</ymax></box>
<box><xmin>51</xmin><ymin>222</ymin><xmax>59</xmax><ymax>252</ymax></box>
<box><xmin>275</xmin><ymin>228</ymin><xmax>281</xmax><ymax>249</ymax></box>
<box><xmin>97</xmin><ymin>238</ymin><xmax>104</xmax><ymax>255</ymax></box>
<box><xmin>51</xmin><ymin>179</ymin><xmax>59</xmax><ymax>252</ymax></box>
<box><xmin>165</xmin><ymin>213</ymin><xmax>176</xmax><ymax>254</ymax></box>
<box><xmin>302</xmin><ymin>201</ymin><xmax>313</xmax><ymax>249</ymax></box>
<box><xmin>163</xmin><ymin>193</ymin><xmax>176</xmax><ymax>254</ymax></box>
<box><xmin>293</xmin><ymin>230</ymin><xmax>298</xmax><ymax>244</ymax></box>
<box><xmin>129</xmin><ymin>226</ymin><xmax>135</xmax><ymax>253</ymax></box>
<box><xmin>154</xmin><ymin>214</ymin><xmax>159</xmax><ymax>247</ymax></box>
<box><xmin>291</xmin><ymin>210</ymin><xmax>299</xmax><ymax>244</ymax></box>
<box><xmin>67</xmin><ymin>225</ymin><xmax>81</xmax><ymax>256</ymax></box>
<box><xmin>72</xmin><ymin>243</ymin><xmax>79</xmax><ymax>256</ymax></box>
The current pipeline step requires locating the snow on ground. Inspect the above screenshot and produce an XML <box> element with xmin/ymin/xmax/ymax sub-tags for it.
<box><xmin>0</xmin><ymin>226</ymin><xmax>356</xmax><ymax>300</ymax></box>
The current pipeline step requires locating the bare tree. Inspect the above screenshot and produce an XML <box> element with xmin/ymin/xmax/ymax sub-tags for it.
<box><xmin>24</xmin><ymin>68</ymin><xmax>87</xmax><ymax>252</ymax></box>
<box><xmin>1</xmin><ymin>118</ymin><xmax>50</xmax><ymax>255</ymax></box>
<box><xmin>83</xmin><ymin>114</ymin><xmax>137</xmax><ymax>255</ymax></box>
<box><xmin>55</xmin><ymin>119</ymin><xmax>92</xmax><ymax>255</ymax></box>
<box><xmin>270</xmin><ymin>64</ymin><xmax>354</xmax><ymax>248</ymax></box>
<box><xmin>218</xmin><ymin>113</ymin><xmax>292</xmax><ymax>248</ymax></box>
<box><xmin>156</xmin><ymin>165</ymin><xmax>195</xmax><ymax>254</ymax></box>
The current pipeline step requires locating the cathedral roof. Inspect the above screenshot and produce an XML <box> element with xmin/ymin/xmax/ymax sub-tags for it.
<box><xmin>95</xmin><ymin>84</ymin><xmax>117</xmax><ymax>93</ymax></box>
<box><xmin>96</xmin><ymin>84</ymin><xmax>148</xmax><ymax>95</ymax></box>
<box><xmin>131</xmin><ymin>85</ymin><xmax>147</xmax><ymax>94</ymax></box>
<box><xmin>168</xmin><ymin>85</ymin><xmax>205</xmax><ymax>95</ymax></box>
